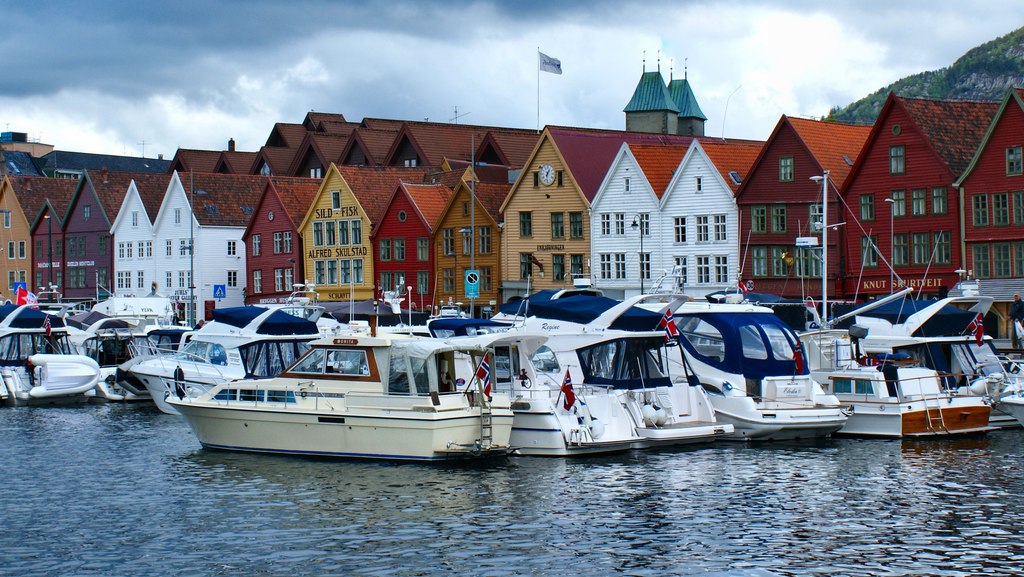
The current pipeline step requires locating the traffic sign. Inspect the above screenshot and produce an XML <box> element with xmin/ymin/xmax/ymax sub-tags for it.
<box><xmin>464</xmin><ymin>269</ymin><xmax>480</xmax><ymax>299</ymax></box>
<box><xmin>213</xmin><ymin>284</ymin><xmax>226</xmax><ymax>299</ymax></box>
<box><xmin>12</xmin><ymin>281</ymin><xmax>26</xmax><ymax>293</ymax></box>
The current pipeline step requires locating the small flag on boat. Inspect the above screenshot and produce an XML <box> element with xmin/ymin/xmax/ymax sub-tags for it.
<box><xmin>561</xmin><ymin>369</ymin><xmax>576</xmax><ymax>411</ymax></box>
<box><xmin>657</xmin><ymin>309</ymin><xmax>679</xmax><ymax>342</ymax></box>
<box><xmin>968</xmin><ymin>313</ymin><xmax>984</xmax><ymax>346</ymax></box>
<box><xmin>476</xmin><ymin>353</ymin><xmax>492</xmax><ymax>398</ymax></box>
<box><xmin>43</xmin><ymin>315</ymin><xmax>51</xmax><ymax>337</ymax></box>
<box><xmin>738</xmin><ymin>278</ymin><xmax>753</xmax><ymax>294</ymax></box>
<box><xmin>792</xmin><ymin>342</ymin><xmax>804</xmax><ymax>374</ymax></box>
<box><xmin>16</xmin><ymin>286</ymin><xmax>37</xmax><ymax>306</ymax></box>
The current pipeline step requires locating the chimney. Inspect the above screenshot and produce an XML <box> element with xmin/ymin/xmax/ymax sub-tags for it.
<box><xmin>158</xmin><ymin>153</ymin><xmax>164</xmax><ymax>160</ymax></box>
<box><xmin>101</xmin><ymin>167</ymin><xmax>109</xmax><ymax>183</ymax></box>
<box><xmin>228</xmin><ymin>138</ymin><xmax>236</xmax><ymax>152</ymax></box>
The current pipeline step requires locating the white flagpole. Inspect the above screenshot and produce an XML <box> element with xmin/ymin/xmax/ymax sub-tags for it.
<box><xmin>536</xmin><ymin>47</ymin><xmax>541</xmax><ymax>132</ymax></box>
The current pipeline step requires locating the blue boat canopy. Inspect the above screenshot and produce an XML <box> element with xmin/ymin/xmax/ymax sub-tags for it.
<box><xmin>833</xmin><ymin>298</ymin><xmax>975</xmax><ymax>337</ymax></box>
<box><xmin>674</xmin><ymin>311</ymin><xmax>806</xmax><ymax>379</ymax></box>
<box><xmin>211</xmin><ymin>307</ymin><xmax>318</xmax><ymax>335</ymax></box>
<box><xmin>427</xmin><ymin>318</ymin><xmax>511</xmax><ymax>338</ymax></box>
<box><xmin>0</xmin><ymin>304</ymin><xmax>67</xmax><ymax>330</ymax></box>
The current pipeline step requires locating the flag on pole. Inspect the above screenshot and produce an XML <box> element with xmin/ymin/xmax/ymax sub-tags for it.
<box><xmin>539</xmin><ymin>52</ymin><xmax>562</xmax><ymax>75</ymax></box>
<box><xmin>43</xmin><ymin>315</ymin><xmax>52</xmax><ymax>337</ymax></box>
<box><xmin>476</xmin><ymin>353</ymin><xmax>492</xmax><ymax>398</ymax></box>
<box><xmin>657</xmin><ymin>309</ymin><xmax>679</xmax><ymax>342</ymax></box>
<box><xmin>792</xmin><ymin>342</ymin><xmax>805</xmax><ymax>374</ymax></box>
<box><xmin>968</xmin><ymin>313</ymin><xmax>984</xmax><ymax>346</ymax></box>
<box><xmin>16</xmin><ymin>286</ymin><xmax>37</xmax><ymax>306</ymax></box>
<box><xmin>738</xmin><ymin>278</ymin><xmax>753</xmax><ymax>294</ymax></box>
<box><xmin>561</xmin><ymin>369</ymin><xmax>575</xmax><ymax>410</ymax></box>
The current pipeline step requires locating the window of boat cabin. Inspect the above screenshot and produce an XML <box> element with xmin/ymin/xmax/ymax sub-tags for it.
<box><xmin>576</xmin><ymin>337</ymin><xmax>670</xmax><ymax>388</ymax></box>
<box><xmin>387</xmin><ymin>351</ymin><xmax>429</xmax><ymax>395</ymax></box>
<box><xmin>326</xmin><ymin>349</ymin><xmax>370</xmax><ymax>376</ymax></box>
<box><xmin>290</xmin><ymin>348</ymin><xmax>327</xmax><ymax>373</ymax></box>
<box><xmin>530</xmin><ymin>345</ymin><xmax>560</xmax><ymax>373</ymax></box>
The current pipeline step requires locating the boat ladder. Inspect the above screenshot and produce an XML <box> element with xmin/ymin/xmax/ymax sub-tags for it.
<box><xmin>479</xmin><ymin>404</ymin><xmax>493</xmax><ymax>449</ymax></box>
<box><xmin>923</xmin><ymin>394</ymin><xmax>948</xmax><ymax>433</ymax></box>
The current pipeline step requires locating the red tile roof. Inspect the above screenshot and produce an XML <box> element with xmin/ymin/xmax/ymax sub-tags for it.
<box><xmin>402</xmin><ymin>183</ymin><xmax>452</xmax><ymax>231</ymax></box>
<box><xmin>899</xmin><ymin>96</ymin><xmax>1000</xmax><ymax>175</ymax></box>
<box><xmin>84</xmin><ymin>170</ymin><xmax>170</xmax><ymax>225</ymax></box>
<box><xmin>384</xmin><ymin>121</ymin><xmax>540</xmax><ymax>168</ymax></box>
<box><xmin>628</xmin><ymin>143</ymin><xmax>690</xmax><ymax>199</ymax></box>
<box><xmin>303</xmin><ymin>112</ymin><xmax>348</xmax><ymax>131</ymax></box>
<box><xmin>180</xmin><ymin>173</ymin><xmax>270</xmax><ymax>227</ymax></box>
<box><xmin>479</xmin><ymin>129</ymin><xmax>540</xmax><ymax>168</ymax></box>
<box><xmin>217</xmin><ymin>150</ymin><xmax>259</xmax><ymax>174</ymax></box>
<box><xmin>252</xmin><ymin>145</ymin><xmax>300</xmax><ymax>176</ymax></box>
<box><xmin>700</xmin><ymin>140</ymin><xmax>766</xmax><ymax>193</ymax></box>
<box><xmin>443</xmin><ymin>161</ymin><xmax>513</xmax><ymax>184</ymax></box>
<box><xmin>266</xmin><ymin>123</ymin><xmax>307</xmax><ymax>148</ymax></box>
<box><xmin>268</xmin><ymin>176</ymin><xmax>321</xmax><ymax>225</ymax></box>
<box><xmin>468</xmin><ymin>181</ymin><xmax>512</xmax><ymax>221</ymax></box>
<box><xmin>169</xmin><ymin>149</ymin><xmax>221</xmax><ymax>174</ymax></box>
<box><xmin>342</xmin><ymin>127</ymin><xmax>401</xmax><ymax>166</ymax></box>
<box><xmin>335</xmin><ymin>166</ymin><xmax>431</xmax><ymax>227</ymax></box>
<box><xmin>9</xmin><ymin>176</ymin><xmax>78</xmax><ymax>223</ymax></box>
<box><xmin>786</xmin><ymin>117</ymin><xmax>872</xmax><ymax>188</ymax></box>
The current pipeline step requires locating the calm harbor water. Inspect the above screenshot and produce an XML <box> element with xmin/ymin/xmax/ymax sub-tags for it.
<box><xmin>2</xmin><ymin>404</ymin><xmax>1023</xmax><ymax>577</ymax></box>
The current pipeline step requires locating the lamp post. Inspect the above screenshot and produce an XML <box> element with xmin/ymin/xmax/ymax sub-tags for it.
<box><xmin>459</xmin><ymin>226</ymin><xmax>472</xmax><ymax>316</ymax></box>
<box><xmin>45</xmin><ymin>213</ymin><xmax>53</xmax><ymax>292</ymax></box>
<box><xmin>631</xmin><ymin>214</ymin><xmax>645</xmax><ymax>294</ymax></box>
<box><xmin>810</xmin><ymin>172</ymin><xmax>829</xmax><ymax>326</ymax></box>
<box><xmin>884</xmin><ymin>197</ymin><xmax>895</xmax><ymax>292</ymax></box>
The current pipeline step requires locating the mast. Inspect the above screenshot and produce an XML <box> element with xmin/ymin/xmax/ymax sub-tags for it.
<box><xmin>811</xmin><ymin>171</ymin><xmax>830</xmax><ymax>327</ymax></box>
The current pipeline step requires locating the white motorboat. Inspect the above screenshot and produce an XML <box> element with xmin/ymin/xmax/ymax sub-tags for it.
<box><xmin>997</xmin><ymin>393</ymin><xmax>1024</xmax><ymax>427</ymax></box>
<box><xmin>169</xmin><ymin>332</ymin><xmax>515</xmax><ymax>461</ymax></box>
<box><xmin>124</xmin><ymin>306</ymin><xmax>323</xmax><ymax>415</ymax></box>
<box><xmin>0</xmin><ymin>304</ymin><xmax>102</xmax><ymax>406</ymax></box>
<box><xmin>801</xmin><ymin>329</ymin><xmax>991</xmax><ymax>437</ymax></box>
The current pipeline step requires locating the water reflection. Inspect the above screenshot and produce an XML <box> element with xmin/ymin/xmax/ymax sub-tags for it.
<box><xmin>1</xmin><ymin>406</ymin><xmax>1023</xmax><ymax>576</ymax></box>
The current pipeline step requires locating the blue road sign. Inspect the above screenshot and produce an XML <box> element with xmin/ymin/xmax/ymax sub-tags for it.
<box><xmin>464</xmin><ymin>269</ymin><xmax>480</xmax><ymax>299</ymax></box>
<box><xmin>213</xmin><ymin>284</ymin><xmax>226</xmax><ymax>299</ymax></box>
<box><xmin>12</xmin><ymin>281</ymin><xmax>26</xmax><ymax>293</ymax></box>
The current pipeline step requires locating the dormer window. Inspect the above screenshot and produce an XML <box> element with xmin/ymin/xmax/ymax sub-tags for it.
<box><xmin>779</xmin><ymin>157</ymin><xmax>794</xmax><ymax>182</ymax></box>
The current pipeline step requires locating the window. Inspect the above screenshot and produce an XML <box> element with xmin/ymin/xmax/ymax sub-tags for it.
<box><xmin>771</xmin><ymin>247</ymin><xmax>788</xmax><ymax>277</ymax></box>
<box><xmin>166</xmin><ymin>239</ymin><xmax>172</xmax><ymax>256</ymax></box>
<box><xmin>973</xmin><ymin>194</ymin><xmax>989</xmax><ymax>226</ymax></box>
<box><xmin>860</xmin><ymin>195</ymin><xmax>875</xmax><ymax>221</ymax></box>
<box><xmin>695</xmin><ymin>176</ymin><xmax>703</xmax><ymax>192</ymax></box>
<box><xmin>674</xmin><ymin>256</ymin><xmax>688</xmax><ymax>284</ymax></box>
<box><xmin>614</xmin><ymin>253</ymin><xmax>626</xmax><ymax>279</ymax></box>
<box><xmin>934</xmin><ymin>231</ymin><xmax>951</xmax><ymax>265</ymax></box>
<box><xmin>313</xmin><ymin>222</ymin><xmax>324</xmax><ymax>246</ymax></box>
<box><xmin>751</xmin><ymin>247</ymin><xmax>768</xmax><ymax>277</ymax></box>
<box><xmin>553</xmin><ymin>254</ymin><xmax>565</xmax><ymax>281</ymax></box>
<box><xmin>714</xmin><ymin>256</ymin><xmax>729</xmax><ymax>284</ymax></box>
<box><xmin>462</xmin><ymin>229</ymin><xmax>471</xmax><ymax>255</ymax></box>
<box><xmin>7</xmin><ymin>241</ymin><xmax>12</xmax><ymax>259</ymax></box>
<box><xmin>273</xmin><ymin>232</ymin><xmax>282</xmax><ymax>254</ymax></box>
<box><xmin>1008</xmin><ymin>146</ymin><xmax>1023</xmax><ymax>176</ymax></box>
<box><xmin>126</xmin><ymin>243</ymin><xmax>133</xmax><ymax>259</ymax></box>
<box><xmin>751</xmin><ymin>206</ymin><xmax>767</xmax><ymax>233</ymax></box>
<box><xmin>339</xmin><ymin>260</ymin><xmax>350</xmax><ymax>284</ymax></box>
<box><xmin>639</xmin><ymin>252</ymin><xmax>650</xmax><ymax>282</ymax></box>
<box><xmin>481</xmin><ymin>266</ymin><xmax>492</xmax><ymax>291</ymax></box>
<box><xmin>893</xmin><ymin>234</ymin><xmax>908</xmax><ymax>266</ymax></box>
<box><xmin>137</xmin><ymin>241</ymin><xmax>144</xmax><ymax>259</ymax></box>
<box><xmin>533</xmin><ymin>172</ymin><xmax>539</xmax><ymax>187</ymax></box>
<box><xmin>174</xmin><ymin>208</ymin><xmax>181</xmax><ymax>224</ymax></box>
<box><xmin>696</xmin><ymin>256</ymin><xmax>711</xmax><ymax>284</ymax></box>
<box><xmin>911</xmin><ymin>189</ymin><xmax>926</xmax><ymax>216</ymax></box>
<box><xmin>795</xmin><ymin>249</ymin><xmax>820</xmax><ymax>279</ymax></box>
<box><xmin>636</xmin><ymin>213</ymin><xmax>650</xmax><ymax>236</ymax></box>
<box><xmin>912</xmin><ymin>232</ymin><xmax>930</xmax><ymax>265</ymax></box>
<box><xmin>569</xmin><ymin>212</ymin><xmax>583</xmax><ymax>239</ymax></box>
<box><xmin>1016</xmin><ymin>242</ymin><xmax>1024</xmax><ymax>276</ymax></box>
<box><xmin>479</xmin><ymin>227</ymin><xmax>491</xmax><ymax>254</ymax></box>
<box><xmin>599</xmin><ymin>254</ymin><xmax>611</xmax><ymax>279</ymax></box>
<box><xmin>274</xmin><ymin>269</ymin><xmax>284</xmax><ymax>292</ymax></box>
<box><xmin>253</xmin><ymin>270</ymin><xmax>262</xmax><ymax>293</ymax></box>
<box><xmin>379</xmin><ymin>239</ymin><xmax>391</xmax><ymax>261</ymax></box>
<box><xmin>146</xmin><ymin>241</ymin><xmax>152</xmax><ymax>257</ymax></box>
<box><xmin>713</xmin><ymin>214</ymin><xmax>727</xmax><ymax>241</ymax></box>
<box><xmin>890</xmin><ymin>190</ymin><xmax>905</xmax><ymax>217</ymax></box>
<box><xmin>314</xmin><ymin>261</ymin><xmax>326</xmax><ymax>285</ymax></box>
<box><xmin>417</xmin><ymin>271</ymin><xmax>429</xmax><ymax>295</ymax></box>
<box><xmin>615</xmin><ymin>213</ymin><xmax>625</xmax><ymax>235</ymax></box>
<box><xmin>166</xmin><ymin>271</ymin><xmax>172</xmax><ymax>292</ymax></box>
<box><xmin>252</xmin><ymin>235</ymin><xmax>261</xmax><ymax>256</ymax></box>
<box><xmin>861</xmin><ymin>236</ymin><xmax>878</xmax><ymax>268</ymax></box>
<box><xmin>1016</xmin><ymin>192</ymin><xmax>1024</xmax><ymax>225</ymax></box>
<box><xmin>179</xmin><ymin>239</ymin><xmax>188</xmax><ymax>256</ymax></box>
<box><xmin>570</xmin><ymin>254</ymin><xmax>584</xmax><ymax>276</ymax></box>
<box><xmin>443</xmin><ymin>229</ymin><xmax>454</xmax><ymax>256</ymax></box>
<box><xmin>131</xmin><ymin>211</ymin><xmax>139</xmax><ymax>227</ymax></box>
<box><xmin>519</xmin><ymin>212</ymin><xmax>532</xmax><ymax>237</ymax></box>
<box><xmin>519</xmin><ymin>253</ymin><xmax>532</xmax><ymax>280</ymax></box>
<box><xmin>331</xmin><ymin>190</ymin><xmax>341</xmax><ymax>210</ymax></box>
<box><xmin>325</xmin><ymin>221</ymin><xmax>336</xmax><ymax>245</ymax></box>
<box><xmin>18</xmin><ymin>241</ymin><xmax>25</xmax><ymax>260</ymax></box>
<box><xmin>179</xmin><ymin>270</ymin><xmax>187</xmax><ymax>288</ymax></box>
<box><xmin>283</xmin><ymin>231</ymin><xmax>293</xmax><ymax>253</ymax></box>
<box><xmin>994</xmin><ymin>192</ymin><xmax>1010</xmax><ymax>226</ymax></box>
<box><xmin>83</xmin><ymin>205</ymin><xmax>91</xmax><ymax>220</ymax></box>
<box><xmin>973</xmin><ymin>245</ymin><xmax>991</xmax><ymax>279</ymax></box>
<box><xmin>337</xmin><ymin>220</ymin><xmax>350</xmax><ymax>245</ymax></box>
<box><xmin>327</xmin><ymin>260</ymin><xmax>338</xmax><ymax>285</ymax></box>
<box><xmin>932</xmin><ymin>187</ymin><xmax>948</xmax><ymax>215</ymax></box>
<box><xmin>443</xmin><ymin>268</ymin><xmax>454</xmax><ymax>293</ymax></box>
<box><xmin>624</xmin><ymin>177</ymin><xmax>630</xmax><ymax>192</ymax></box>
<box><xmin>601</xmin><ymin>214</ymin><xmax>611</xmax><ymax>235</ymax></box>
<box><xmin>809</xmin><ymin>203</ymin><xmax>822</xmax><ymax>232</ymax></box>
<box><xmin>779</xmin><ymin>156</ymin><xmax>794</xmax><ymax>182</ymax></box>
<box><xmin>696</xmin><ymin>216</ymin><xmax>710</xmax><ymax>242</ymax></box>
<box><xmin>227</xmin><ymin>241</ymin><xmax>237</xmax><ymax>256</ymax></box>
<box><xmin>1</xmin><ymin>211</ymin><xmax>8</xmax><ymax>228</ymax></box>
<box><xmin>991</xmin><ymin>243</ymin><xmax>1012</xmax><ymax>277</ymax></box>
<box><xmin>557</xmin><ymin>171</ymin><xmax>563</xmax><ymax>187</ymax></box>
<box><xmin>417</xmin><ymin>238</ymin><xmax>429</xmax><ymax>261</ymax></box>
<box><xmin>889</xmin><ymin>145</ymin><xmax>905</xmax><ymax>175</ymax></box>
<box><xmin>674</xmin><ymin>217</ymin><xmax>687</xmax><ymax>243</ymax></box>
<box><xmin>771</xmin><ymin>205</ymin><xmax>786</xmax><ymax>233</ymax></box>
<box><xmin>394</xmin><ymin>239</ymin><xmax>405</xmax><ymax>261</ymax></box>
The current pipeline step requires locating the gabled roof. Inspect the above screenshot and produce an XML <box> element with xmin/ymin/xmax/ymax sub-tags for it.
<box><xmin>442</xmin><ymin>161</ymin><xmax>513</xmax><ymax>185</ymax></box>
<box><xmin>623</xmin><ymin>71</ymin><xmax>679</xmax><ymax>113</ymax></box>
<box><xmin>1</xmin><ymin>150</ymin><xmax>44</xmax><ymax>177</ymax></box>
<box><xmin>340</xmin><ymin>127</ymin><xmax>400</xmax><ymax>166</ymax></box>
<box><xmin>476</xmin><ymin>129</ymin><xmax>539</xmax><ymax>168</ymax></box>
<box><xmin>401</xmin><ymin>182</ymin><xmax>453</xmax><ymax>232</ymax></box>
<box><xmin>303</xmin><ymin>112</ymin><xmax>348</xmax><ymax>132</ymax></box>
<box><xmin>251</xmin><ymin>145</ymin><xmax>299</xmax><ymax>176</ymax></box>
<box><xmin>264</xmin><ymin>176</ymin><xmax>320</xmax><ymax>228</ymax></box>
<box><xmin>786</xmin><ymin>117</ymin><xmax>872</xmax><ymax>188</ymax></box>
<box><xmin>898</xmin><ymin>96</ymin><xmax>999</xmax><ymax>176</ymax></box>
<box><xmin>216</xmin><ymin>150</ymin><xmax>259</xmax><ymax>174</ymax></box>
<box><xmin>383</xmin><ymin>122</ymin><xmax>490</xmax><ymax>168</ymax></box>
<box><xmin>628</xmin><ymin>143</ymin><xmax>691</xmax><ymax>199</ymax></box>
<box><xmin>422</xmin><ymin>168</ymin><xmax>467</xmax><ymax>189</ymax></box>
<box><xmin>39</xmin><ymin>150</ymin><xmax>170</xmax><ymax>175</ymax></box>
<box><xmin>132</xmin><ymin>173</ymin><xmax>173</xmax><ymax>224</ymax></box>
<box><xmin>180</xmin><ymin>173</ymin><xmax>269</xmax><ymax>227</ymax></box>
<box><xmin>955</xmin><ymin>87</ymin><xmax>1024</xmax><ymax>186</ymax></box>
<box><xmin>335</xmin><ymin>166</ymin><xmax>431</xmax><ymax>226</ymax></box>
<box><xmin>287</xmin><ymin>132</ymin><xmax>351</xmax><ymax>175</ymax></box>
<box><xmin>667</xmin><ymin>77</ymin><xmax>707</xmax><ymax>120</ymax></box>
<box><xmin>8</xmin><ymin>176</ymin><xmax>78</xmax><ymax>225</ymax></box>
<box><xmin>168</xmin><ymin>148</ymin><xmax>221</xmax><ymax>174</ymax></box>
<box><xmin>700</xmin><ymin>139</ymin><xmax>766</xmax><ymax>194</ymax></box>
<box><xmin>466</xmin><ymin>181</ymin><xmax>512</xmax><ymax>222</ymax></box>
<box><xmin>265</xmin><ymin>123</ymin><xmax>307</xmax><ymax>148</ymax></box>
<box><xmin>74</xmin><ymin>170</ymin><xmax>170</xmax><ymax>228</ymax></box>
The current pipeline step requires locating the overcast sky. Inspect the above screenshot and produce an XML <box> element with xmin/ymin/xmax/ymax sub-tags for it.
<box><xmin>2</xmin><ymin>1</ymin><xmax>1020</xmax><ymax>159</ymax></box>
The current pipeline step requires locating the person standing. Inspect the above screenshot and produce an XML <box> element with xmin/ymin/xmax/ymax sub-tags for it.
<box><xmin>1011</xmin><ymin>294</ymin><xmax>1024</xmax><ymax>350</ymax></box>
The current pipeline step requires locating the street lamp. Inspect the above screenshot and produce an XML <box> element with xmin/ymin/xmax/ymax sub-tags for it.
<box><xmin>631</xmin><ymin>214</ymin><xmax>645</xmax><ymax>294</ymax></box>
<box><xmin>459</xmin><ymin>227</ymin><xmax>472</xmax><ymax>315</ymax></box>
<box><xmin>45</xmin><ymin>214</ymin><xmax>53</xmax><ymax>292</ymax></box>
<box><xmin>810</xmin><ymin>172</ymin><xmax>829</xmax><ymax>326</ymax></box>
<box><xmin>884</xmin><ymin>197</ymin><xmax>895</xmax><ymax>292</ymax></box>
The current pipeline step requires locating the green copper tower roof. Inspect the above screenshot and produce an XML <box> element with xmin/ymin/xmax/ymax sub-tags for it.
<box><xmin>668</xmin><ymin>77</ymin><xmax>707</xmax><ymax>121</ymax></box>
<box><xmin>623</xmin><ymin>71</ymin><xmax>679</xmax><ymax>113</ymax></box>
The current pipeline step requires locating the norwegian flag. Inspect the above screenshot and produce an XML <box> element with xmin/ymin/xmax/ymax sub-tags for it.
<box><xmin>658</xmin><ymin>309</ymin><xmax>680</xmax><ymax>342</ymax></box>
<box><xmin>968</xmin><ymin>313</ymin><xmax>984</xmax><ymax>346</ymax></box>
<box><xmin>475</xmin><ymin>353</ymin><xmax>492</xmax><ymax>398</ymax></box>
<box><xmin>792</xmin><ymin>341</ymin><xmax>805</xmax><ymax>374</ymax></box>
<box><xmin>561</xmin><ymin>369</ymin><xmax>576</xmax><ymax>411</ymax></box>
<box><xmin>43</xmin><ymin>315</ymin><xmax>52</xmax><ymax>337</ymax></box>
<box><xmin>738</xmin><ymin>278</ymin><xmax>753</xmax><ymax>294</ymax></box>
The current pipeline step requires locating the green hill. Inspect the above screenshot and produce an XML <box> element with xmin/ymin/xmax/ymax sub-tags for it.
<box><xmin>828</xmin><ymin>26</ymin><xmax>1024</xmax><ymax>125</ymax></box>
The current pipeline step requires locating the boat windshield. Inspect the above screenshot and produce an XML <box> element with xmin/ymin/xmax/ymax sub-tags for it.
<box><xmin>576</xmin><ymin>336</ymin><xmax>671</xmax><ymax>389</ymax></box>
<box><xmin>237</xmin><ymin>340</ymin><xmax>311</xmax><ymax>378</ymax></box>
<box><xmin>675</xmin><ymin>312</ymin><xmax>805</xmax><ymax>378</ymax></box>
<box><xmin>176</xmin><ymin>340</ymin><xmax>228</xmax><ymax>366</ymax></box>
<box><xmin>530</xmin><ymin>345</ymin><xmax>560</xmax><ymax>373</ymax></box>
<box><xmin>0</xmin><ymin>333</ymin><xmax>72</xmax><ymax>365</ymax></box>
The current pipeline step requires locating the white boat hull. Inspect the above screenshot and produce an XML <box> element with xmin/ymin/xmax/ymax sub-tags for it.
<box><xmin>834</xmin><ymin>397</ymin><xmax>991</xmax><ymax>437</ymax></box>
<box><xmin>2</xmin><ymin>355</ymin><xmax>102</xmax><ymax>406</ymax></box>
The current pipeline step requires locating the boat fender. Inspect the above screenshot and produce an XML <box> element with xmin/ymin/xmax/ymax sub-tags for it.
<box><xmin>641</xmin><ymin>404</ymin><xmax>657</xmax><ymax>427</ymax></box>
<box><xmin>589</xmin><ymin>417</ymin><xmax>605</xmax><ymax>439</ymax></box>
<box><xmin>654</xmin><ymin>405</ymin><xmax>668</xmax><ymax>426</ymax></box>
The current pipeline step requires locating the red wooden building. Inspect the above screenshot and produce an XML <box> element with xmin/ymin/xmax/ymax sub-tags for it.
<box><xmin>735</xmin><ymin>116</ymin><xmax>871</xmax><ymax>299</ymax></box>
<box><xmin>840</xmin><ymin>94</ymin><xmax>998</xmax><ymax>299</ymax></box>
<box><xmin>242</xmin><ymin>177</ymin><xmax>320</xmax><ymax>304</ymax></box>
